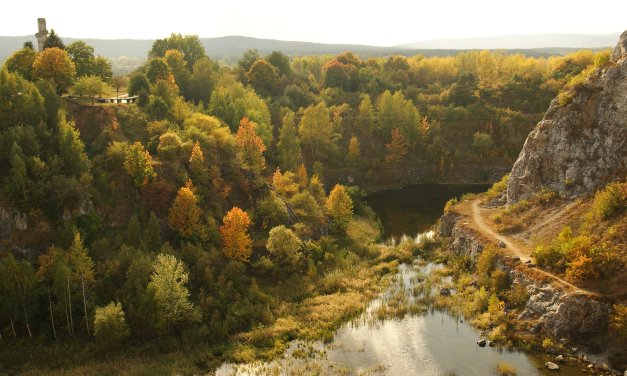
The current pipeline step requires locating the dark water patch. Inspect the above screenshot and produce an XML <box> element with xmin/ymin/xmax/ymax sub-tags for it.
<box><xmin>366</xmin><ymin>184</ymin><xmax>489</xmax><ymax>239</ymax></box>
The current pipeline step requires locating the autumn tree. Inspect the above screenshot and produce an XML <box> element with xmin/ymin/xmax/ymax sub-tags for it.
<box><xmin>357</xmin><ymin>94</ymin><xmax>375</xmax><ymax>137</ymax></box>
<box><xmin>277</xmin><ymin>111</ymin><xmax>302</xmax><ymax>171</ymax></box>
<box><xmin>472</xmin><ymin>132</ymin><xmax>494</xmax><ymax>158</ymax></box>
<box><xmin>189</xmin><ymin>141</ymin><xmax>208</xmax><ymax>182</ymax></box>
<box><xmin>4</xmin><ymin>47</ymin><xmax>37</xmax><ymax>80</ymax></box>
<box><xmin>220</xmin><ymin>207</ymin><xmax>252</xmax><ymax>262</ymax></box>
<box><xmin>347</xmin><ymin>136</ymin><xmax>361</xmax><ymax>165</ymax></box>
<box><xmin>143</xmin><ymin>212</ymin><xmax>162</xmax><ymax>251</ymax></box>
<box><xmin>299</xmin><ymin>102</ymin><xmax>336</xmax><ymax>161</ymax></box>
<box><xmin>66</xmin><ymin>41</ymin><xmax>112</xmax><ymax>80</ymax></box>
<box><xmin>236</xmin><ymin>117</ymin><xmax>266</xmax><ymax>175</ymax></box>
<box><xmin>124</xmin><ymin>142</ymin><xmax>156</xmax><ymax>188</ymax></box>
<box><xmin>247</xmin><ymin>59</ymin><xmax>280</xmax><ymax>97</ymax></box>
<box><xmin>128</xmin><ymin>73</ymin><xmax>150</xmax><ymax>96</ymax></box>
<box><xmin>32</xmin><ymin>47</ymin><xmax>76</xmax><ymax>93</ymax></box>
<box><xmin>37</xmin><ymin>246</ymin><xmax>64</xmax><ymax>339</ymax></box>
<box><xmin>94</xmin><ymin>302</ymin><xmax>129</xmax><ymax>348</ymax></box>
<box><xmin>186</xmin><ymin>57</ymin><xmax>218</xmax><ymax>103</ymax></box>
<box><xmin>69</xmin><ymin>231</ymin><xmax>94</xmax><ymax>336</ymax></box>
<box><xmin>325</xmin><ymin>184</ymin><xmax>353</xmax><ymax>231</ymax></box>
<box><xmin>610</xmin><ymin>304</ymin><xmax>627</xmax><ymax>341</ymax></box>
<box><xmin>112</xmin><ymin>75</ymin><xmax>128</xmax><ymax>95</ymax></box>
<box><xmin>385</xmin><ymin>128</ymin><xmax>409</xmax><ymax>166</ymax></box>
<box><xmin>149</xmin><ymin>33</ymin><xmax>205</xmax><ymax>69</ymax></box>
<box><xmin>146</xmin><ymin>58</ymin><xmax>171</xmax><ymax>83</ymax></box>
<box><xmin>0</xmin><ymin>254</ymin><xmax>36</xmax><ymax>337</ymax></box>
<box><xmin>72</xmin><ymin>75</ymin><xmax>110</xmax><ymax>105</ymax></box>
<box><xmin>148</xmin><ymin>254</ymin><xmax>198</xmax><ymax>332</ymax></box>
<box><xmin>165</xmin><ymin>49</ymin><xmax>190</xmax><ymax>94</ymax></box>
<box><xmin>297</xmin><ymin>163</ymin><xmax>309</xmax><ymax>188</ymax></box>
<box><xmin>266</xmin><ymin>51</ymin><xmax>292</xmax><ymax>77</ymax></box>
<box><xmin>168</xmin><ymin>185</ymin><xmax>202</xmax><ymax>239</ymax></box>
<box><xmin>266</xmin><ymin>225</ymin><xmax>302</xmax><ymax>269</ymax></box>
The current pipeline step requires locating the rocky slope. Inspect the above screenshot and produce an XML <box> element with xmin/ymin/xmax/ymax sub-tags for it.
<box><xmin>439</xmin><ymin>216</ymin><xmax>611</xmax><ymax>351</ymax></box>
<box><xmin>507</xmin><ymin>30</ymin><xmax>627</xmax><ymax>203</ymax></box>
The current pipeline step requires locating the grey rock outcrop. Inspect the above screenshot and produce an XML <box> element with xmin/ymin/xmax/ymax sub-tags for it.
<box><xmin>507</xmin><ymin>30</ymin><xmax>627</xmax><ymax>203</ymax></box>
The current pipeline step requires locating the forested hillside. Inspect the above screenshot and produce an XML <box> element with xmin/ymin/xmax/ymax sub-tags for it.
<box><xmin>0</xmin><ymin>32</ymin><xmax>610</xmax><ymax>373</ymax></box>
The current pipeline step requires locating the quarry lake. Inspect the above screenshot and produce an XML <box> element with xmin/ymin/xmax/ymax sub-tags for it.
<box><xmin>366</xmin><ymin>184</ymin><xmax>490</xmax><ymax>240</ymax></box>
<box><xmin>216</xmin><ymin>184</ymin><xmax>585</xmax><ymax>376</ymax></box>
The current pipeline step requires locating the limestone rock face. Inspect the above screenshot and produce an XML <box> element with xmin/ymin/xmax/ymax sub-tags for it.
<box><xmin>507</xmin><ymin>31</ymin><xmax>627</xmax><ymax>203</ymax></box>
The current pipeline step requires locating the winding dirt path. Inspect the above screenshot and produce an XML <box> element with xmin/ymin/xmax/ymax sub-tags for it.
<box><xmin>462</xmin><ymin>199</ymin><xmax>598</xmax><ymax>296</ymax></box>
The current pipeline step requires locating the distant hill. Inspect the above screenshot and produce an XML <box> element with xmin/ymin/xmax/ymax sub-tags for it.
<box><xmin>398</xmin><ymin>33</ymin><xmax>620</xmax><ymax>49</ymax></box>
<box><xmin>0</xmin><ymin>34</ymin><xmax>616</xmax><ymax>68</ymax></box>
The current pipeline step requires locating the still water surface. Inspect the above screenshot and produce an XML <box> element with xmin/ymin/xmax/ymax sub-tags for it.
<box><xmin>366</xmin><ymin>184</ymin><xmax>489</xmax><ymax>240</ymax></box>
<box><xmin>217</xmin><ymin>185</ymin><xmax>584</xmax><ymax>375</ymax></box>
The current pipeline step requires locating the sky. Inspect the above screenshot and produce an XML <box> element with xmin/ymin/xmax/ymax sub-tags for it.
<box><xmin>1</xmin><ymin>0</ymin><xmax>625</xmax><ymax>46</ymax></box>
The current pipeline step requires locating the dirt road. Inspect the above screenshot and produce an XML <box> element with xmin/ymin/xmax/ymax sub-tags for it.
<box><xmin>458</xmin><ymin>199</ymin><xmax>597</xmax><ymax>296</ymax></box>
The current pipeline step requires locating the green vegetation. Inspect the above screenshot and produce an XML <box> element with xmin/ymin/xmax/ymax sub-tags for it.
<box><xmin>492</xmin><ymin>188</ymin><xmax>557</xmax><ymax>233</ymax></box>
<box><xmin>0</xmin><ymin>29</ymin><xmax>612</xmax><ymax>373</ymax></box>
<box><xmin>530</xmin><ymin>182</ymin><xmax>625</xmax><ymax>282</ymax></box>
<box><xmin>496</xmin><ymin>362</ymin><xmax>517</xmax><ymax>376</ymax></box>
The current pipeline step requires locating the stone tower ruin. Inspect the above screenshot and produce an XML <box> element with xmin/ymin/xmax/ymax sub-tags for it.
<box><xmin>35</xmin><ymin>18</ymin><xmax>48</xmax><ymax>52</ymax></box>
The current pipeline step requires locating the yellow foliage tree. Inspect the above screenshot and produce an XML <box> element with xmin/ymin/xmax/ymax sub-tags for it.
<box><xmin>347</xmin><ymin>136</ymin><xmax>361</xmax><ymax>166</ymax></box>
<box><xmin>32</xmin><ymin>47</ymin><xmax>76</xmax><ymax>93</ymax></box>
<box><xmin>325</xmin><ymin>184</ymin><xmax>353</xmax><ymax>231</ymax></box>
<box><xmin>168</xmin><ymin>186</ymin><xmax>202</xmax><ymax>238</ymax></box>
<box><xmin>220</xmin><ymin>207</ymin><xmax>252</xmax><ymax>262</ymax></box>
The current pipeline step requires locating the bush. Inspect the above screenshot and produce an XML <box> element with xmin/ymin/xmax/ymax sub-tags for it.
<box><xmin>496</xmin><ymin>362</ymin><xmax>517</xmax><ymax>376</ymax></box>
<box><xmin>443</xmin><ymin>197</ymin><xmax>458</xmax><ymax>213</ymax></box>
<box><xmin>591</xmin><ymin>181</ymin><xmax>626</xmax><ymax>220</ymax></box>
<box><xmin>94</xmin><ymin>302</ymin><xmax>130</xmax><ymax>348</ymax></box>
<box><xmin>476</xmin><ymin>245</ymin><xmax>496</xmax><ymax>285</ymax></box>
<box><xmin>610</xmin><ymin>304</ymin><xmax>627</xmax><ymax>341</ymax></box>
<box><xmin>490</xmin><ymin>270</ymin><xmax>510</xmax><ymax>293</ymax></box>
<box><xmin>504</xmin><ymin>284</ymin><xmax>529</xmax><ymax>309</ymax></box>
<box><xmin>483</xmin><ymin>174</ymin><xmax>508</xmax><ymax>202</ymax></box>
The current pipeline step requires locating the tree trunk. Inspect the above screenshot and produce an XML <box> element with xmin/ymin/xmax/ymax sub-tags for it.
<box><xmin>47</xmin><ymin>285</ymin><xmax>57</xmax><ymax>340</ymax></box>
<box><xmin>81</xmin><ymin>274</ymin><xmax>90</xmax><ymax>336</ymax></box>
<box><xmin>14</xmin><ymin>273</ymin><xmax>32</xmax><ymax>337</ymax></box>
<box><xmin>22</xmin><ymin>305</ymin><xmax>32</xmax><ymax>338</ymax></box>
<box><xmin>9</xmin><ymin>318</ymin><xmax>16</xmax><ymax>337</ymax></box>
<box><xmin>63</xmin><ymin>290</ymin><xmax>71</xmax><ymax>336</ymax></box>
<box><xmin>67</xmin><ymin>275</ymin><xmax>74</xmax><ymax>336</ymax></box>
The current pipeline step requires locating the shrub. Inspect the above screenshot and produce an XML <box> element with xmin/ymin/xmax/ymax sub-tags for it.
<box><xmin>504</xmin><ymin>284</ymin><xmax>529</xmax><ymax>309</ymax></box>
<box><xmin>542</xmin><ymin>337</ymin><xmax>554</xmax><ymax>349</ymax></box>
<box><xmin>591</xmin><ymin>181</ymin><xmax>626</xmax><ymax>220</ymax></box>
<box><xmin>443</xmin><ymin>197</ymin><xmax>458</xmax><ymax>213</ymax></box>
<box><xmin>94</xmin><ymin>302</ymin><xmax>130</xmax><ymax>347</ymax></box>
<box><xmin>496</xmin><ymin>362</ymin><xmax>517</xmax><ymax>376</ymax></box>
<box><xmin>490</xmin><ymin>270</ymin><xmax>510</xmax><ymax>293</ymax></box>
<box><xmin>476</xmin><ymin>245</ymin><xmax>496</xmax><ymax>285</ymax></box>
<box><xmin>610</xmin><ymin>304</ymin><xmax>627</xmax><ymax>341</ymax></box>
<box><xmin>483</xmin><ymin>174</ymin><xmax>508</xmax><ymax>202</ymax></box>
<box><xmin>593</xmin><ymin>50</ymin><xmax>611</xmax><ymax>68</ymax></box>
<box><xmin>532</xmin><ymin>244</ymin><xmax>564</xmax><ymax>269</ymax></box>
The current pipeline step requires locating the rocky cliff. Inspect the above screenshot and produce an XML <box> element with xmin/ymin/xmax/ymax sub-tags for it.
<box><xmin>507</xmin><ymin>30</ymin><xmax>627</xmax><ymax>203</ymax></box>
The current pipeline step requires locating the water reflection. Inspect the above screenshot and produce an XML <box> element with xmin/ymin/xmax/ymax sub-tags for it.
<box><xmin>217</xmin><ymin>261</ymin><xmax>583</xmax><ymax>375</ymax></box>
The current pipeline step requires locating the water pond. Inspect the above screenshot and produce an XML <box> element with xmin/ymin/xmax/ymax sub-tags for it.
<box><xmin>216</xmin><ymin>185</ymin><xmax>586</xmax><ymax>375</ymax></box>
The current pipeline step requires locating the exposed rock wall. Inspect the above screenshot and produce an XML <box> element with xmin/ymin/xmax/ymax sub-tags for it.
<box><xmin>507</xmin><ymin>30</ymin><xmax>627</xmax><ymax>203</ymax></box>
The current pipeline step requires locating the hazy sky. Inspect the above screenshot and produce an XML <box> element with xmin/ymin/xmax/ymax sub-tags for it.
<box><xmin>1</xmin><ymin>0</ymin><xmax>625</xmax><ymax>45</ymax></box>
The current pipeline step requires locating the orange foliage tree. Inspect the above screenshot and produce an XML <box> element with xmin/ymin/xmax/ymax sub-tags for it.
<box><xmin>236</xmin><ymin>117</ymin><xmax>266</xmax><ymax>174</ymax></box>
<box><xmin>220</xmin><ymin>207</ymin><xmax>252</xmax><ymax>262</ymax></box>
<box><xmin>385</xmin><ymin>128</ymin><xmax>409</xmax><ymax>166</ymax></box>
<box><xmin>168</xmin><ymin>185</ymin><xmax>202</xmax><ymax>239</ymax></box>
